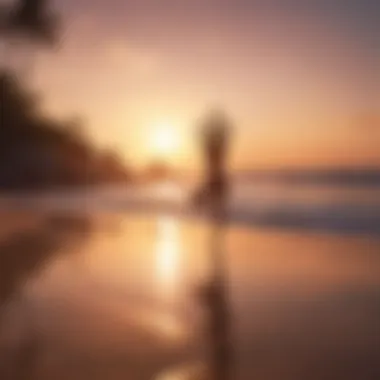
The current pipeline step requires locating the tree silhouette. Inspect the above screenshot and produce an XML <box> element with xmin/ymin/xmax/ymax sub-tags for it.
<box><xmin>0</xmin><ymin>0</ymin><xmax>60</xmax><ymax>77</ymax></box>
<box><xmin>0</xmin><ymin>71</ymin><xmax>130</xmax><ymax>188</ymax></box>
<box><xmin>0</xmin><ymin>2</ymin><xmax>130</xmax><ymax>188</ymax></box>
<box><xmin>6</xmin><ymin>0</ymin><xmax>59</xmax><ymax>45</ymax></box>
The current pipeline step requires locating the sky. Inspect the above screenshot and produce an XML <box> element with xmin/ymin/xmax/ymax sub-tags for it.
<box><xmin>17</xmin><ymin>0</ymin><xmax>380</xmax><ymax>169</ymax></box>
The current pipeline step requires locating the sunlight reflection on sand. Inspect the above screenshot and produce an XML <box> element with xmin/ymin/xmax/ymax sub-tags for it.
<box><xmin>1</xmin><ymin>211</ymin><xmax>380</xmax><ymax>379</ymax></box>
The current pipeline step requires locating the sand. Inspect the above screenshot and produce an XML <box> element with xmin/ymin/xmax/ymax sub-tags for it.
<box><xmin>0</xmin><ymin>211</ymin><xmax>379</xmax><ymax>379</ymax></box>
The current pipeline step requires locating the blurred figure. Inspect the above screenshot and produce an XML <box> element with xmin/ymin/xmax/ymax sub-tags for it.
<box><xmin>193</xmin><ymin>109</ymin><xmax>232</xmax><ymax>213</ymax></box>
<box><xmin>194</xmin><ymin>109</ymin><xmax>233</xmax><ymax>380</ymax></box>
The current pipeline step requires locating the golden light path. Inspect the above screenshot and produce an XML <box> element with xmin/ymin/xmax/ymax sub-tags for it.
<box><xmin>156</xmin><ymin>215</ymin><xmax>182</xmax><ymax>297</ymax></box>
<box><xmin>137</xmin><ymin>215</ymin><xmax>185</xmax><ymax>341</ymax></box>
<box><xmin>154</xmin><ymin>216</ymin><xmax>208</xmax><ymax>380</ymax></box>
<box><xmin>120</xmin><ymin>216</ymin><xmax>187</xmax><ymax>344</ymax></box>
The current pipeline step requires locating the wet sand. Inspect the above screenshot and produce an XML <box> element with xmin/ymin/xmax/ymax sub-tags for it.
<box><xmin>0</xmin><ymin>211</ymin><xmax>379</xmax><ymax>379</ymax></box>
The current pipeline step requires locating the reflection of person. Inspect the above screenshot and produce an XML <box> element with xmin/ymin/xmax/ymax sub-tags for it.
<box><xmin>193</xmin><ymin>110</ymin><xmax>231</xmax><ymax>211</ymax></box>
<box><xmin>198</xmin><ymin>232</ymin><xmax>231</xmax><ymax>380</ymax></box>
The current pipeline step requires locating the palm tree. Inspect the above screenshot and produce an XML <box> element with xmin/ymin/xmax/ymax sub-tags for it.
<box><xmin>7</xmin><ymin>0</ymin><xmax>58</xmax><ymax>44</ymax></box>
<box><xmin>0</xmin><ymin>0</ymin><xmax>60</xmax><ymax>77</ymax></box>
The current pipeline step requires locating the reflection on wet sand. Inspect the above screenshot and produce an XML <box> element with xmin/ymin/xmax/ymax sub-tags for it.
<box><xmin>0</xmin><ymin>212</ymin><xmax>195</xmax><ymax>380</ymax></box>
<box><xmin>0</xmin><ymin>213</ymin><xmax>91</xmax><ymax>380</ymax></box>
<box><xmin>157</xmin><ymin>206</ymin><xmax>233</xmax><ymax>380</ymax></box>
<box><xmin>0</xmin><ymin>212</ymin><xmax>379</xmax><ymax>380</ymax></box>
<box><xmin>0</xmin><ymin>213</ymin><xmax>91</xmax><ymax>305</ymax></box>
<box><xmin>156</xmin><ymin>216</ymin><xmax>182</xmax><ymax>299</ymax></box>
<box><xmin>197</xmin><ymin>220</ymin><xmax>232</xmax><ymax>380</ymax></box>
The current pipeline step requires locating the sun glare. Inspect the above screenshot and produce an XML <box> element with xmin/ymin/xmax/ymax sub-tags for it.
<box><xmin>150</xmin><ymin>123</ymin><xmax>180</xmax><ymax>156</ymax></box>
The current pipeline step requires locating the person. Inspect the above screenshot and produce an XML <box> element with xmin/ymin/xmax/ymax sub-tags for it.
<box><xmin>193</xmin><ymin>109</ymin><xmax>231</xmax><ymax>213</ymax></box>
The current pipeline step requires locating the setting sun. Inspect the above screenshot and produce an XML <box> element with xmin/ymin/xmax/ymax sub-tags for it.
<box><xmin>150</xmin><ymin>123</ymin><xmax>181</xmax><ymax>157</ymax></box>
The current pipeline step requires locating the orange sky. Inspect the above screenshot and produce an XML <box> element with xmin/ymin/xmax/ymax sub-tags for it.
<box><xmin>27</xmin><ymin>0</ymin><xmax>379</xmax><ymax>169</ymax></box>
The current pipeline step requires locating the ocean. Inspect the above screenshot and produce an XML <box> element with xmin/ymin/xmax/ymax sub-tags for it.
<box><xmin>3</xmin><ymin>177</ymin><xmax>380</xmax><ymax>236</ymax></box>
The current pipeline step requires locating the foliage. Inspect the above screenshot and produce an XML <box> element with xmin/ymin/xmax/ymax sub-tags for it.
<box><xmin>0</xmin><ymin>70</ymin><xmax>130</xmax><ymax>189</ymax></box>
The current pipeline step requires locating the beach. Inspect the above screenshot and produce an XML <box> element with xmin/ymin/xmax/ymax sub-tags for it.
<box><xmin>1</xmin><ymin>202</ymin><xmax>379</xmax><ymax>380</ymax></box>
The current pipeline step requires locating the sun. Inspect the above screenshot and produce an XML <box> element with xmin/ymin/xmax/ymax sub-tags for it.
<box><xmin>150</xmin><ymin>123</ymin><xmax>180</xmax><ymax>156</ymax></box>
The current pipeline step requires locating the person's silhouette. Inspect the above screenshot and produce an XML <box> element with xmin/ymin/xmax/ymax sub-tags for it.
<box><xmin>193</xmin><ymin>109</ymin><xmax>231</xmax><ymax>212</ymax></box>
